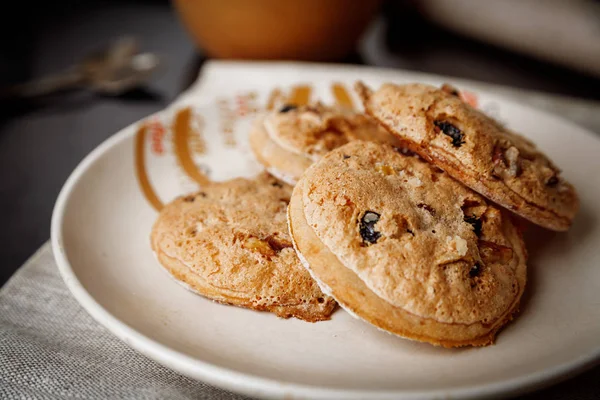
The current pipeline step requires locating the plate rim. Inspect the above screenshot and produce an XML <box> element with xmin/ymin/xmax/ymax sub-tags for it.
<box><xmin>51</xmin><ymin>95</ymin><xmax>600</xmax><ymax>400</ymax></box>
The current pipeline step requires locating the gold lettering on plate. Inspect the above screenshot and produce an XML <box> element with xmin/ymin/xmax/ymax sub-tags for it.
<box><xmin>286</xmin><ymin>85</ymin><xmax>311</xmax><ymax>105</ymax></box>
<box><xmin>189</xmin><ymin>113</ymin><xmax>206</xmax><ymax>155</ymax></box>
<box><xmin>235</xmin><ymin>92</ymin><xmax>260</xmax><ymax>117</ymax></box>
<box><xmin>217</xmin><ymin>98</ymin><xmax>237</xmax><ymax>147</ymax></box>
<box><xmin>332</xmin><ymin>83</ymin><xmax>355</xmax><ymax>109</ymax></box>
<box><xmin>135</xmin><ymin>124</ymin><xmax>164</xmax><ymax>211</ymax></box>
<box><xmin>135</xmin><ymin>83</ymin><xmax>358</xmax><ymax>210</ymax></box>
<box><xmin>173</xmin><ymin>107</ymin><xmax>211</xmax><ymax>187</ymax></box>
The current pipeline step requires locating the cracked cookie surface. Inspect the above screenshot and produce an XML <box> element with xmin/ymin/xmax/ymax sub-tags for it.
<box><xmin>356</xmin><ymin>82</ymin><xmax>579</xmax><ymax>231</ymax></box>
<box><xmin>151</xmin><ymin>173</ymin><xmax>336</xmax><ymax>322</ymax></box>
<box><xmin>250</xmin><ymin>103</ymin><xmax>399</xmax><ymax>184</ymax></box>
<box><xmin>289</xmin><ymin>141</ymin><xmax>527</xmax><ymax>346</ymax></box>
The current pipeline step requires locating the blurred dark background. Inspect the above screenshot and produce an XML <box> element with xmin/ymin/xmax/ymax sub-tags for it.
<box><xmin>0</xmin><ymin>0</ymin><xmax>599</xmax><ymax>283</ymax></box>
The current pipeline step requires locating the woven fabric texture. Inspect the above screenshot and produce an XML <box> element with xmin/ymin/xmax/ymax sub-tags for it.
<box><xmin>0</xmin><ymin>244</ymin><xmax>248</xmax><ymax>400</ymax></box>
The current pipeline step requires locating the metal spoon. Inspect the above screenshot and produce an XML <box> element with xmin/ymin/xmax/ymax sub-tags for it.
<box><xmin>1</xmin><ymin>37</ymin><xmax>161</xmax><ymax>99</ymax></box>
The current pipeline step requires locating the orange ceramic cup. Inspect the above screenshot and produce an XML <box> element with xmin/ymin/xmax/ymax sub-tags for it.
<box><xmin>172</xmin><ymin>0</ymin><xmax>383</xmax><ymax>61</ymax></box>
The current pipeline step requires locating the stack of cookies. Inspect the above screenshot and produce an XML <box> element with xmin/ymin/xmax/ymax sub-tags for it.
<box><xmin>249</xmin><ymin>102</ymin><xmax>400</xmax><ymax>184</ymax></box>
<box><xmin>151</xmin><ymin>82</ymin><xmax>578</xmax><ymax>347</ymax></box>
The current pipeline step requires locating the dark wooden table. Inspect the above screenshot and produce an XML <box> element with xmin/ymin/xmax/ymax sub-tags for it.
<box><xmin>0</xmin><ymin>1</ymin><xmax>598</xmax><ymax>398</ymax></box>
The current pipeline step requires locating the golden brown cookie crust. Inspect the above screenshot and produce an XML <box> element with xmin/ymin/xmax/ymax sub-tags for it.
<box><xmin>264</xmin><ymin>103</ymin><xmax>400</xmax><ymax>161</ymax></box>
<box><xmin>289</xmin><ymin>141</ymin><xmax>527</xmax><ymax>346</ymax></box>
<box><xmin>251</xmin><ymin>105</ymin><xmax>401</xmax><ymax>184</ymax></box>
<box><xmin>356</xmin><ymin>82</ymin><xmax>579</xmax><ymax>231</ymax></box>
<box><xmin>249</xmin><ymin>117</ymin><xmax>312</xmax><ymax>185</ymax></box>
<box><xmin>151</xmin><ymin>173</ymin><xmax>336</xmax><ymax>322</ymax></box>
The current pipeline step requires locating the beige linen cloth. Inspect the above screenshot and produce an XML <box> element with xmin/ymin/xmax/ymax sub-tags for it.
<box><xmin>1</xmin><ymin>244</ymin><xmax>249</xmax><ymax>400</ymax></box>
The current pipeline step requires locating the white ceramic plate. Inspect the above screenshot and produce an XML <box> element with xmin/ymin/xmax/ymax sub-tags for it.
<box><xmin>52</xmin><ymin>63</ymin><xmax>600</xmax><ymax>399</ymax></box>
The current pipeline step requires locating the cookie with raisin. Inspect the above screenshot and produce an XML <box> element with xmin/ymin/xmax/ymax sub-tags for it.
<box><xmin>249</xmin><ymin>102</ymin><xmax>399</xmax><ymax>184</ymax></box>
<box><xmin>288</xmin><ymin>141</ymin><xmax>527</xmax><ymax>346</ymax></box>
<box><xmin>151</xmin><ymin>173</ymin><xmax>336</xmax><ymax>322</ymax></box>
<box><xmin>356</xmin><ymin>82</ymin><xmax>578</xmax><ymax>231</ymax></box>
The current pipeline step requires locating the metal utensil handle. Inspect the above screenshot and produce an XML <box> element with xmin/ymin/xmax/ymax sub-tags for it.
<box><xmin>1</xmin><ymin>70</ymin><xmax>84</xmax><ymax>99</ymax></box>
